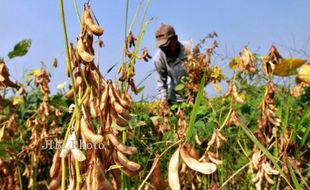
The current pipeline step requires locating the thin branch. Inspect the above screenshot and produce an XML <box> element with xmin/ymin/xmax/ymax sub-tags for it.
<box><xmin>138</xmin><ymin>140</ymin><xmax>182</xmax><ymax>190</ymax></box>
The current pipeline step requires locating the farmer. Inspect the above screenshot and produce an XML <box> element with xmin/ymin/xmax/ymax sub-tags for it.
<box><xmin>153</xmin><ymin>23</ymin><xmax>190</xmax><ymax>104</ymax></box>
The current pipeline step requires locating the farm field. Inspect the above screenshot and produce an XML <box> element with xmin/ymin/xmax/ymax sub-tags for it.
<box><xmin>0</xmin><ymin>1</ymin><xmax>309</xmax><ymax>190</ymax></box>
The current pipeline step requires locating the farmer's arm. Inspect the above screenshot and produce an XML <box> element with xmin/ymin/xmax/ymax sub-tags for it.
<box><xmin>154</xmin><ymin>52</ymin><xmax>168</xmax><ymax>100</ymax></box>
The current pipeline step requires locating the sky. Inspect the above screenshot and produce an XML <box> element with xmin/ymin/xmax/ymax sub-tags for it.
<box><xmin>0</xmin><ymin>0</ymin><xmax>309</xmax><ymax>101</ymax></box>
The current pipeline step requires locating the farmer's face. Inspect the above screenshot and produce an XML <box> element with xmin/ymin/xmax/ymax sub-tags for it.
<box><xmin>160</xmin><ymin>37</ymin><xmax>178</xmax><ymax>57</ymax></box>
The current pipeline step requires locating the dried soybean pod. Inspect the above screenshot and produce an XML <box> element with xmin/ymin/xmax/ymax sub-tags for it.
<box><xmin>168</xmin><ymin>148</ymin><xmax>181</xmax><ymax>190</ymax></box>
<box><xmin>116</xmin><ymin>151</ymin><xmax>141</xmax><ymax>171</ymax></box>
<box><xmin>76</xmin><ymin>36</ymin><xmax>94</xmax><ymax>63</ymax></box>
<box><xmin>109</xmin><ymin>107</ymin><xmax>129</xmax><ymax>128</ymax></box>
<box><xmin>50</xmin><ymin>150</ymin><xmax>60</xmax><ymax>178</ymax></box>
<box><xmin>111</xmin><ymin>83</ymin><xmax>131</xmax><ymax>109</ymax></box>
<box><xmin>112</xmin><ymin>150</ymin><xmax>137</xmax><ymax>178</ymax></box>
<box><xmin>83</xmin><ymin>5</ymin><xmax>104</xmax><ymax>36</ymax></box>
<box><xmin>80</xmin><ymin>116</ymin><xmax>103</xmax><ymax>144</ymax></box>
<box><xmin>107</xmin><ymin>133</ymin><xmax>137</xmax><ymax>155</ymax></box>
<box><xmin>180</xmin><ymin>145</ymin><xmax>217</xmax><ymax>175</ymax></box>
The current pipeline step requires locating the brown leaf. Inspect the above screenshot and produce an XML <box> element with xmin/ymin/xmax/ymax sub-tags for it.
<box><xmin>152</xmin><ymin>159</ymin><xmax>167</xmax><ymax>190</ymax></box>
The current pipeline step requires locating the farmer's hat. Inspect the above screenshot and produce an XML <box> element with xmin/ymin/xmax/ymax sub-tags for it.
<box><xmin>155</xmin><ymin>24</ymin><xmax>176</xmax><ymax>48</ymax></box>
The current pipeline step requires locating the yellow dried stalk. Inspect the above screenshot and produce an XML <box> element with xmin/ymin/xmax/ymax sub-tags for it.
<box><xmin>250</xmin><ymin>81</ymin><xmax>281</xmax><ymax>189</ymax></box>
<box><xmin>53</xmin><ymin>4</ymin><xmax>140</xmax><ymax>189</ymax></box>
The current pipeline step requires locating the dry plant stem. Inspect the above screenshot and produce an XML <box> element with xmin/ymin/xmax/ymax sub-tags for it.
<box><xmin>121</xmin><ymin>131</ymin><xmax>127</xmax><ymax>189</ymax></box>
<box><xmin>121</xmin><ymin>0</ymin><xmax>130</xmax><ymax>65</ymax></box>
<box><xmin>239</xmin><ymin>122</ymin><xmax>294</xmax><ymax>189</ymax></box>
<box><xmin>219</xmin><ymin>161</ymin><xmax>251</xmax><ymax>189</ymax></box>
<box><xmin>78</xmin><ymin>67</ymin><xmax>91</xmax><ymax>106</ymax></box>
<box><xmin>16</xmin><ymin>161</ymin><xmax>23</xmax><ymax>190</ymax></box>
<box><xmin>201</xmin><ymin>106</ymin><xmax>232</xmax><ymax>157</ymax></box>
<box><xmin>220</xmin><ymin>143</ymin><xmax>275</xmax><ymax>190</ymax></box>
<box><xmin>128</xmin><ymin>0</ymin><xmax>144</xmax><ymax>37</ymax></box>
<box><xmin>61</xmin><ymin>158</ymin><xmax>66</xmax><ymax>190</ymax></box>
<box><xmin>151</xmin><ymin>140</ymin><xmax>173</xmax><ymax>146</ymax></box>
<box><xmin>219</xmin><ymin>105</ymin><xmax>233</xmax><ymax>131</ymax></box>
<box><xmin>138</xmin><ymin>140</ymin><xmax>182</xmax><ymax>190</ymax></box>
<box><xmin>74</xmin><ymin>116</ymin><xmax>82</xmax><ymax>189</ymax></box>
<box><xmin>297</xmin><ymin>171</ymin><xmax>310</xmax><ymax>190</ymax></box>
<box><xmin>75</xmin><ymin>159</ymin><xmax>81</xmax><ymax>188</ymax></box>
<box><xmin>61</xmin><ymin>110</ymin><xmax>77</xmax><ymax>190</ymax></box>
<box><xmin>202</xmin><ymin>72</ymin><xmax>235</xmax><ymax>156</ymax></box>
<box><xmin>123</xmin><ymin>0</ymin><xmax>151</xmax><ymax>92</ymax></box>
<box><xmin>120</xmin><ymin>0</ymin><xmax>141</xmax><ymax>92</ymax></box>
<box><xmin>78</xmin><ymin>85</ymin><xmax>90</xmax><ymax>106</ymax></box>
<box><xmin>277</xmin><ymin>177</ymin><xmax>281</xmax><ymax>190</ymax></box>
<box><xmin>60</xmin><ymin>1</ymin><xmax>83</xmax><ymax>189</ymax></box>
<box><xmin>73</xmin><ymin>0</ymin><xmax>81</xmax><ymax>26</ymax></box>
<box><xmin>122</xmin><ymin>0</ymin><xmax>142</xmax><ymax>64</ymax></box>
<box><xmin>237</xmin><ymin>140</ymin><xmax>251</xmax><ymax>159</ymax></box>
<box><xmin>129</xmin><ymin>18</ymin><xmax>151</xmax><ymax>66</ymax></box>
<box><xmin>120</xmin><ymin>1</ymin><xmax>130</xmax><ymax>188</ymax></box>
<box><xmin>59</xmin><ymin>0</ymin><xmax>78</xmax><ymax>107</ymax></box>
<box><xmin>131</xmin><ymin>0</ymin><xmax>151</xmax><ymax>57</ymax></box>
<box><xmin>96</xmin><ymin>38</ymin><xmax>100</xmax><ymax>68</ymax></box>
<box><xmin>33</xmin><ymin>147</ymin><xmax>42</xmax><ymax>190</ymax></box>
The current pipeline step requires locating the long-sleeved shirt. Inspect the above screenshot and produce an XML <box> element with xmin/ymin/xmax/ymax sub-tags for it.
<box><xmin>153</xmin><ymin>43</ymin><xmax>187</xmax><ymax>102</ymax></box>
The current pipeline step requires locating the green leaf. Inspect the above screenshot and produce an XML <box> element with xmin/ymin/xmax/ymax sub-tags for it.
<box><xmin>175</xmin><ymin>83</ymin><xmax>185</xmax><ymax>91</ymax></box>
<box><xmin>170</xmin><ymin>104</ymin><xmax>179</xmax><ymax>111</ymax></box>
<box><xmin>194</xmin><ymin>120</ymin><xmax>205</xmax><ymax>128</ymax></box>
<box><xmin>111</xmin><ymin>121</ymin><xmax>127</xmax><ymax>131</ymax></box>
<box><xmin>150</xmin><ymin>116</ymin><xmax>159</xmax><ymax>123</ymax></box>
<box><xmin>299</xmin><ymin>107</ymin><xmax>310</xmax><ymax>147</ymax></box>
<box><xmin>23</xmin><ymin>70</ymin><xmax>34</xmax><ymax>82</ymax></box>
<box><xmin>187</xmin><ymin>72</ymin><xmax>206</xmax><ymax>141</ymax></box>
<box><xmin>239</xmin><ymin>124</ymin><xmax>294</xmax><ymax>189</ymax></box>
<box><xmin>106</xmin><ymin>164</ymin><xmax>123</xmax><ymax>172</ymax></box>
<box><xmin>180</xmin><ymin>102</ymin><xmax>189</xmax><ymax>109</ymax></box>
<box><xmin>8</xmin><ymin>39</ymin><xmax>32</xmax><ymax>59</ymax></box>
<box><xmin>136</xmin><ymin>121</ymin><xmax>147</xmax><ymax>127</ymax></box>
<box><xmin>0</xmin><ymin>142</ymin><xmax>14</xmax><ymax>160</ymax></box>
<box><xmin>197</xmin><ymin>105</ymin><xmax>208</xmax><ymax>115</ymax></box>
<box><xmin>136</xmin><ymin>86</ymin><xmax>145</xmax><ymax>94</ymax></box>
<box><xmin>0</xmin><ymin>150</ymin><xmax>10</xmax><ymax>160</ymax></box>
<box><xmin>287</xmin><ymin>158</ymin><xmax>303</xmax><ymax>190</ymax></box>
<box><xmin>106</xmin><ymin>63</ymin><xmax>117</xmax><ymax>74</ymax></box>
<box><xmin>0</xmin><ymin>141</ymin><xmax>14</xmax><ymax>149</ymax></box>
<box><xmin>12</xmin><ymin>96</ymin><xmax>25</xmax><ymax>106</ymax></box>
